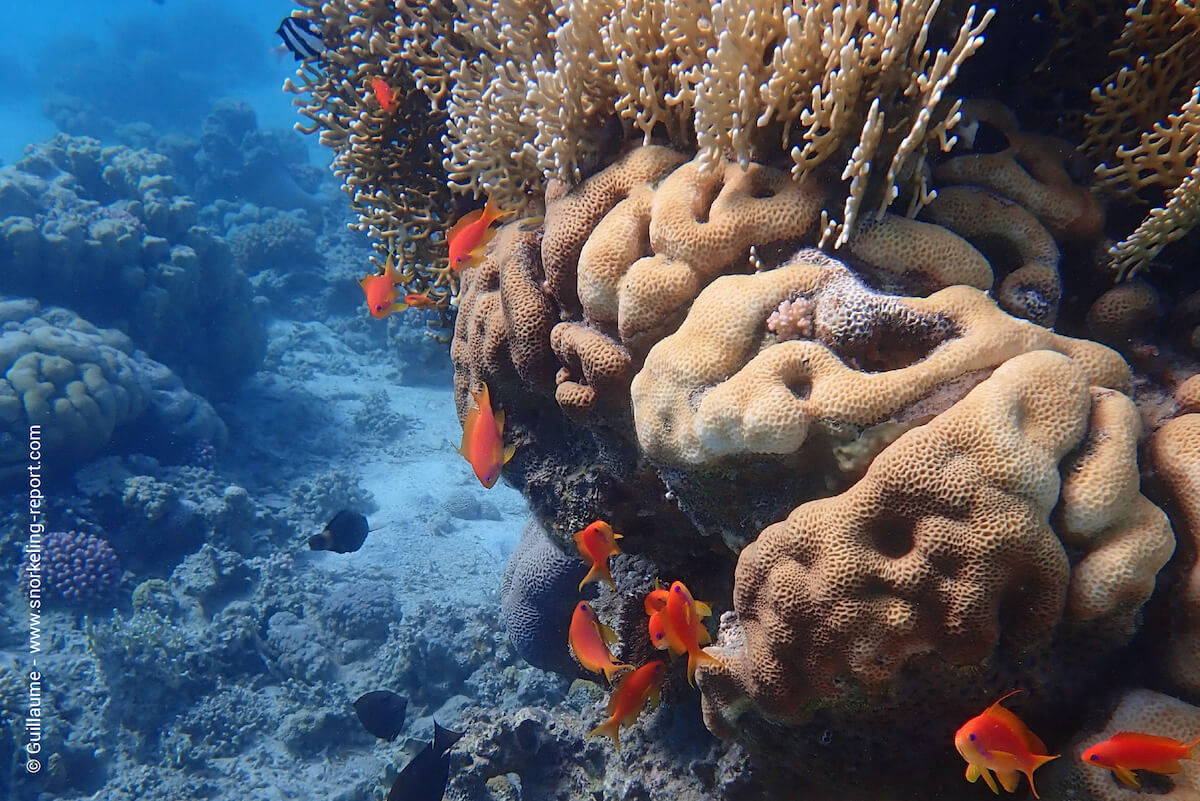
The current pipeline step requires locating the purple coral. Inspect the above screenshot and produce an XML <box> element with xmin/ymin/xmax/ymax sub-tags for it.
<box><xmin>767</xmin><ymin>296</ymin><xmax>815</xmax><ymax>341</ymax></box>
<box><xmin>21</xmin><ymin>531</ymin><xmax>121</xmax><ymax>604</ymax></box>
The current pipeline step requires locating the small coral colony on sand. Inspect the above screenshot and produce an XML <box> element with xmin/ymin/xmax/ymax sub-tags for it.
<box><xmin>360</xmin><ymin>197</ymin><xmax>1200</xmax><ymax>783</ymax></box>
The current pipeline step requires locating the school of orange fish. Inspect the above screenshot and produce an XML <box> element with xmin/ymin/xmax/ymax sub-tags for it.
<box><xmin>363</xmin><ymin>198</ymin><xmax>1200</xmax><ymax>789</ymax></box>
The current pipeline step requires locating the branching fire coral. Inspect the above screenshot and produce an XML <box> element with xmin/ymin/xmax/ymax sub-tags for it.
<box><xmin>282</xmin><ymin>1</ymin><xmax>457</xmax><ymax>321</ymax></box>
<box><xmin>288</xmin><ymin>0</ymin><xmax>994</xmax><ymax>269</ymax></box>
<box><xmin>1081</xmin><ymin>0</ymin><xmax>1200</xmax><ymax>278</ymax></box>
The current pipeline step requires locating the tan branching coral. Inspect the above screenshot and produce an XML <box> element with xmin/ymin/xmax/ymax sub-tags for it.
<box><xmin>432</xmin><ymin>0</ymin><xmax>991</xmax><ymax>245</ymax></box>
<box><xmin>631</xmin><ymin>250</ymin><xmax>1129</xmax><ymax>468</ymax></box>
<box><xmin>282</xmin><ymin>2</ymin><xmax>458</xmax><ymax>317</ymax></box>
<box><xmin>698</xmin><ymin>351</ymin><xmax>1170</xmax><ymax>727</ymax></box>
<box><xmin>1081</xmin><ymin>0</ymin><xmax>1200</xmax><ymax>278</ymax></box>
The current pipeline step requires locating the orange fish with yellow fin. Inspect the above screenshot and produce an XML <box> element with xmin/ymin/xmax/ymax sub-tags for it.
<box><xmin>359</xmin><ymin>255</ymin><xmax>408</xmax><ymax>319</ymax></box>
<box><xmin>568</xmin><ymin>601</ymin><xmax>632</xmax><ymax>683</ymax></box>
<box><xmin>574</xmin><ymin>520</ymin><xmax>622</xmax><ymax>591</ymax></box>
<box><xmin>645</xmin><ymin>580</ymin><xmax>721</xmax><ymax>686</ymax></box>
<box><xmin>954</xmin><ymin>691</ymin><xmax>1058</xmax><ymax>798</ymax></box>
<box><xmin>456</xmin><ymin>382</ymin><xmax>515</xmax><ymax>488</ymax></box>
<box><xmin>587</xmin><ymin>660</ymin><xmax>666</xmax><ymax>752</ymax></box>
<box><xmin>1082</xmin><ymin>730</ymin><xmax>1200</xmax><ymax>788</ymax></box>
<box><xmin>447</xmin><ymin>196</ymin><xmax>512</xmax><ymax>272</ymax></box>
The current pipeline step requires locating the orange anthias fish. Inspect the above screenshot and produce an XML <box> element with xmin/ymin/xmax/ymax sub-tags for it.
<box><xmin>371</xmin><ymin>76</ymin><xmax>397</xmax><ymax>112</ymax></box>
<box><xmin>1081</xmin><ymin>731</ymin><xmax>1200</xmax><ymax>788</ymax></box>
<box><xmin>954</xmin><ymin>691</ymin><xmax>1059</xmax><ymax>798</ymax></box>
<box><xmin>574</xmin><ymin>520</ymin><xmax>623</xmax><ymax>591</ymax></box>
<box><xmin>446</xmin><ymin>196</ymin><xmax>512</xmax><ymax>272</ymax></box>
<box><xmin>359</xmin><ymin>255</ymin><xmax>407</xmax><ymax>319</ymax></box>
<box><xmin>647</xmin><ymin>580</ymin><xmax>721</xmax><ymax>686</ymax></box>
<box><xmin>402</xmin><ymin>292</ymin><xmax>437</xmax><ymax>309</ymax></box>
<box><xmin>587</xmin><ymin>660</ymin><xmax>667</xmax><ymax>752</ymax></box>
<box><xmin>568</xmin><ymin>601</ymin><xmax>633</xmax><ymax>683</ymax></box>
<box><xmin>456</xmin><ymin>382</ymin><xmax>515</xmax><ymax>488</ymax></box>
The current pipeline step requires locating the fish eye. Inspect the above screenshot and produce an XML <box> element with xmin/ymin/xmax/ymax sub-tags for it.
<box><xmin>968</xmin><ymin>733</ymin><xmax>976</xmax><ymax>741</ymax></box>
<box><xmin>579</xmin><ymin>603</ymin><xmax>587</xmax><ymax>610</ymax></box>
<box><xmin>1089</xmin><ymin>754</ymin><xmax>1099</xmax><ymax>761</ymax></box>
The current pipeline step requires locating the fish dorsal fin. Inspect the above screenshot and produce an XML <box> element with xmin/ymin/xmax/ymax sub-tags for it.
<box><xmin>502</xmin><ymin>444</ymin><xmax>516</xmax><ymax>464</ymax></box>
<box><xmin>481</xmin><ymin>195</ymin><xmax>514</xmax><ymax>226</ymax></box>
<box><xmin>599</xmin><ymin>621</ymin><xmax>618</xmax><ymax>648</ymax></box>
<box><xmin>447</xmin><ymin>208</ymin><xmax>484</xmax><ymax>243</ymax></box>
<box><xmin>986</xmin><ymin>701</ymin><xmax>1049</xmax><ymax>755</ymax></box>
<box><xmin>432</xmin><ymin>720</ymin><xmax>464</xmax><ymax>754</ymax></box>
<box><xmin>384</xmin><ymin>254</ymin><xmax>404</xmax><ymax>282</ymax></box>
<box><xmin>983</xmin><ymin>690</ymin><xmax>1049</xmax><ymax>754</ymax></box>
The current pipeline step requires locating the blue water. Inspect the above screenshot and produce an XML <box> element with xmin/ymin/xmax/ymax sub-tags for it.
<box><xmin>0</xmin><ymin>0</ymin><xmax>313</xmax><ymax>165</ymax></box>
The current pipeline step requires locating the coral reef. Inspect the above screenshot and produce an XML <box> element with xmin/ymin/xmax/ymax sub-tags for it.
<box><xmin>20</xmin><ymin>531</ymin><xmax>121</xmax><ymax>606</ymax></box>
<box><xmin>0</xmin><ymin>298</ymin><xmax>226</xmax><ymax>480</ymax></box>
<box><xmin>0</xmin><ymin>134</ymin><xmax>266</xmax><ymax>395</ymax></box>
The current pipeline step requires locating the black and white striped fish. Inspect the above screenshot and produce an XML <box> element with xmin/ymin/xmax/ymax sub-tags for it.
<box><xmin>276</xmin><ymin>16</ymin><xmax>324</xmax><ymax>61</ymax></box>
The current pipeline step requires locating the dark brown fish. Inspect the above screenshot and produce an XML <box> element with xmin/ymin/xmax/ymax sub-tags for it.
<box><xmin>386</xmin><ymin>721</ymin><xmax>463</xmax><ymax>801</ymax></box>
<box><xmin>354</xmin><ymin>690</ymin><xmax>407</xmax><ymax>741</ymax></box>
<box><xmin>308</xmin><ymin>510</ymin><xmax>369</xmax><ymax>553</ymax></box>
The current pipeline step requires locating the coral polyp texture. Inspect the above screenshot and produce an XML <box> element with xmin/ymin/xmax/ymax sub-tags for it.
<box><xmin>0</xmin><ymin>134</ymin><xmax>265</xmax><ymax>394</ymax></box>
<box><xmin>700</xmin><ymin>352</ymin><xmax>1167</xmax><ymax>709</ymax></box>
<box><xmin>1151</xmin><ymin>408</ymin><xmax>1200</xmax><ymax>697</ymax></box>
<box><xmin>631</xmin><ymin>251</ymin><xmax>1128</xmax><ymax>468</ymax></box>
<box><xmin>0</xmin><ymin>297</ymin><xmax>226</xmax><ymax>478</ymax></box>
<box><xmin>20</xmin><ymin>531</ymin><xmax>121</xmax><ymax>605</ymax></box>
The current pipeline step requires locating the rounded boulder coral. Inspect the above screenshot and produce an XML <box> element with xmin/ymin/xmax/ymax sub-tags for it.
<box><xmin>21</xmin><ymin>530</ymin><xmax>121</xmax><ymax>605</ymax></box>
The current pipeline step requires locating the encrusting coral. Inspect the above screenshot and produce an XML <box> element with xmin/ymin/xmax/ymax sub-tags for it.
<box><xmin>698</xmin><ymin>351</ymin><xmax>1171</xmax><ymax>720</ymax></box>
<box><xmin>631</xmin><ymin>250</ymin><xmax>1128</xmax><ymax>468</ymax></box>
<box><xmin>1151</xmin><ymin>405</ymin><xmax>1200</xmax><ymax>698</ymax></box>
<box><xmin>0</xmin><ymin>297</ymin><xmax>226</xmax><ymax>479</ymax></box>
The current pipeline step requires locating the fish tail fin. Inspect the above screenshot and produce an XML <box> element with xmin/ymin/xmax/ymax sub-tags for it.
<box><xmin>578</xmin><ymin>563</ymin><xmax>603</xmax><ymax>592</ymax></box>
<box><xmin>602</xmin><ymin>662</ymin><xmax>633</xmax><ymax>684</ymax></box>
<box><xmin>1025</xmin><ymin>754</ymin><xmax>1059</xmax><ymax>799</ymax></box>
<box><xmin>587</xmin><ymin>718</ymin><xmax>621</xmax><ymax>752</ymax></box>
<box><xmin>686</xmin><ymin>648</ymin><xmax>725</xmax><ymax>687</ymax></box>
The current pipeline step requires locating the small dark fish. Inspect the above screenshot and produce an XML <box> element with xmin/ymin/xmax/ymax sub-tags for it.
<box><xmin>386</xmin><ymin>721</ymin><xmax>464</xmax><ymax>801</ymax></box>
<box><xmin>354</xmin><ymin>690</ymin><xmax>407</xmax><ymax>741</ymax></box>
<box><xmin>276</xmin><ymin>16</ymin><xmax>324</xmax><ymax>62</ymax></box>
<box><xmin>308</xmin><ymin>510</ymin><xmax>369</xmax><ymax>554</ymax></box>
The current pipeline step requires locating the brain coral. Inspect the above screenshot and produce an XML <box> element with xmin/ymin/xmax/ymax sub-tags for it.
<box><xmin>0</xmin><ymin>134</ymin><xmax>265</xmax><ymax>395</ymax></box>
<box><xmin>500</xmin><ymin>519</ymin><xmax>586</xmax><ymax>675</ymax></box>
<box><xmin>699</xmin><ymin>352</ymin><xmax>1171</xmax><ymax>728</ymax></box>
<box><xmin>0</xmin><ymin>296</ymin><xmax>226</xmax><ymax>478</ymax></box>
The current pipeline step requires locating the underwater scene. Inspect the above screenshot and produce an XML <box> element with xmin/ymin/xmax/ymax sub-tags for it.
<box><xmin>1</xmin><ymin>0</ymin><xmax>1199</xmax><ymax>799</ymax></box>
